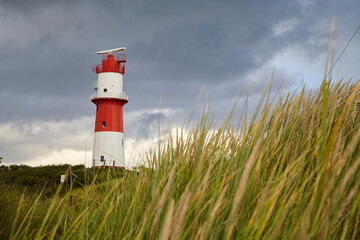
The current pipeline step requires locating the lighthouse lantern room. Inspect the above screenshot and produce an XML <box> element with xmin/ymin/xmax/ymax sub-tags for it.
<box><xmin>91</xmin><ymin>47</ymin><xmax>128</xmax><ymax>168</ymax></box>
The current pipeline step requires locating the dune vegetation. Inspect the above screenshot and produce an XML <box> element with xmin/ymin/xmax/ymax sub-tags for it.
<box><xmin>1</xmin><ymin>72</ymin><xmax>359</xmax><ymax>239</ymax></box>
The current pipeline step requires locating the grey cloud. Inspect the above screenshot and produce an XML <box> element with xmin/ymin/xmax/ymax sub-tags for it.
<box><xmin>0</xmin><ymin>117</ymin><xmax>93</xmax><ymax>164</ymax></box>
<box><xmin>0</xmin><ymin>0</ymin><xmax>90</xmax><ymax>16</ymax></box>
<box><xmin>134</xmin><ymin>112</ymin><xmax>165</xmax><ymax>139</ymax></box>
<box><xmin>124</xmin><ymin>109</ymin><xmax>179</xmax><ymax>140</ymax></box>
<box><xmin>0</xmin><ymin>91</ymin><xmax>93</xmax><ymax>123</ymax></box>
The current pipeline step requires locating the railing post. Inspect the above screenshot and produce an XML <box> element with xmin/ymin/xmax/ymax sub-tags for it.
<box><xmin>93</xmin><ymin>159</ymin><xmax>95</xmax><ymax>176</ymax></box>
<box><xmin>69</xmin><ymin>166</ymin><xmax>74</xmax><ymax>207</ymax></box>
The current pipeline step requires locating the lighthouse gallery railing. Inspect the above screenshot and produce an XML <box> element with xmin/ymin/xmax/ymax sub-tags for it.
<box><xmin>90</xmin><ymin>92</ymin><xmax>128</xmax><ymax>101</ymax></box>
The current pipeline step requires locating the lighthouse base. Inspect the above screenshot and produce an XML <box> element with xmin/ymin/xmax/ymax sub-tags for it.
<box><xmin>92</xmin><ymin>131</ymin><xmax>125</xmax><ymax>168</ymax></box>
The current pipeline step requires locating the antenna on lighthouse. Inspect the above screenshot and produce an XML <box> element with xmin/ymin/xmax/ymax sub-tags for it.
<box><xmin>96</xmin><ymin>47</ymin><xmax>126</xmax><ymax>55</ymax></box>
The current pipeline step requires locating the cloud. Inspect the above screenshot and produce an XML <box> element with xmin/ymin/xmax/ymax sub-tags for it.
<box><xmin>124</xmin><ymin>108</ymin><xmax>181</xmax><ymax>139</ymax></box>
<box><xmin>23</xmin><ymin>149</ymin><xmax>90</xmax><ymax>167</ymax></box>
<box><xmin>0</xmin><ymin>117</ymin><xmax>93</xmax><ymax>164</ymax></box>
<box><xmin>297</xmin><ymin>0</ymin><xmax>317</xmax><ymax>8</ymax></box>
<box><xmin>272</xmin><ymin>18</ymin><xmax>300</xmax><ymax>36</ymax></box>
<box><xmin>0</xmin><ymin>107</ymin><xmax>180</xmax><ymax>167</ymax></box>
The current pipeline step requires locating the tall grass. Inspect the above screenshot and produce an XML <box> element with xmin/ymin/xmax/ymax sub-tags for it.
<box><xmin>4</xmin><ymin>75</ymin><xmax>359</xmax><ymax>239</ymax></box>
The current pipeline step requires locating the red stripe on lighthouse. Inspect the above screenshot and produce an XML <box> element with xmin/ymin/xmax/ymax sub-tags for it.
<box><xmin>92</xmin><ymin>98</ymin><xmax>128</xmax><ymax>132</ymax></box>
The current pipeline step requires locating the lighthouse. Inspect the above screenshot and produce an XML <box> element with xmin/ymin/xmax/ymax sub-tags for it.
<box><xmin>91</xmin><ymin>47</ymin><xmax>128</xmax><ymax>168</ymax></box>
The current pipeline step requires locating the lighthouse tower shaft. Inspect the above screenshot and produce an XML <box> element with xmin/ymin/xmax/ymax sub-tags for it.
<box><xmin>91</xmin><ymin>50</ymin><xmax>128</xmax><ymax>168</ymax></box>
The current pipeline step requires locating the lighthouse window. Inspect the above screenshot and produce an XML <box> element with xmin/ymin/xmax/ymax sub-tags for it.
<box><xmin>104</xmin><ymin>88</ymin><xmax>107</xmax><ymax>92</ymax></box>
<box><xmin>100</xmin><ymin>155</ymin><xmax>105</xmax><ymax>162</ymax></box>
<box><xmin>102</xmin><ymin>121</ymin><xmax>106</xmax><ymax>128</ymax></box>
<box><xmin>122</xmin><ymin>139</ymin><xmax>124</xmax><ymax>146</ymax></box>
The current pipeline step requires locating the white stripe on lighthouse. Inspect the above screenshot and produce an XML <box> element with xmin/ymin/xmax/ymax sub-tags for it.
<box><xmin>96</xmin><ymin>72</ymin><xmax>124</xmax><ymax>99</ymax></box>
<box><xmin>93</xmin><ymin>131</ymin><xmax>125</xmax><ymax>167</ymax></box>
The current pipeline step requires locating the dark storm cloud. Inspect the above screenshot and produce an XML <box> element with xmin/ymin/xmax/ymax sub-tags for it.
<box><xmin>0</xmin><ymin>0</ymin><xmax>359</xmax><ymax>124</ymax></box>
<box><xmin>0</xmin><ymin>0</ymin><xmax>71</xmax><ymax>11</ymax></box>
<box><xmin>133</xmin><ymin>112</ymin><xmax>166</xmax><ymax>139</ymax></box>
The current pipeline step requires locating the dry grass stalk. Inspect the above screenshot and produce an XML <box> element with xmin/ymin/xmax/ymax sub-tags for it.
<box><xmin>159</xmin><ymin>199</ymin><xmax>175</xmax><ymax>240</ymax></box>
<box><xmin>171</xmin><ymin>189</ymin><xmax>192</xmax><ymax>240</ymax></box>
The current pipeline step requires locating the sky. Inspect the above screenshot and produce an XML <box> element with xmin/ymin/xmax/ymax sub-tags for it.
<box><xmin>0</xmin><ymin>0</ymin><xmax>359</xmax><ymax>168</ymax></box>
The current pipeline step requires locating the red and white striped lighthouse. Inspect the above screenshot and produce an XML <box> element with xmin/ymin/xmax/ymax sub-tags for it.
<box><xmin>91</xmin><ymin>47</ymin><xmax>128</xmax><ymax>168</ymax></box>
